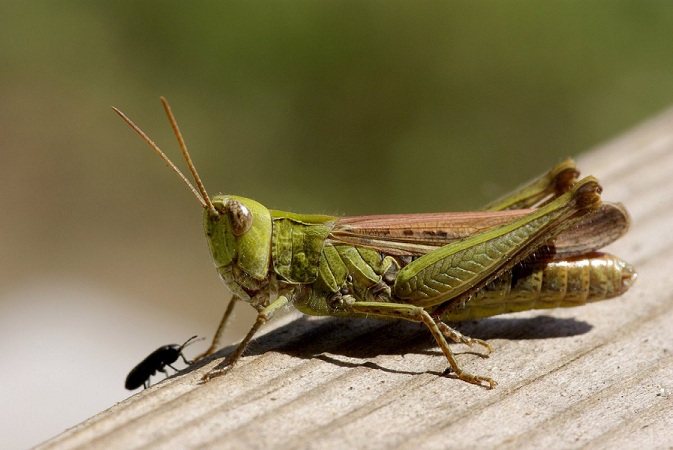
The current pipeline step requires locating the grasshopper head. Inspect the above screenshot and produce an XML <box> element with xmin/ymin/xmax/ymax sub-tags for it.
<box><xmin>205</xmin><ymin>195</ymin><xmax>272</xmax><ymax>280</ymax></box>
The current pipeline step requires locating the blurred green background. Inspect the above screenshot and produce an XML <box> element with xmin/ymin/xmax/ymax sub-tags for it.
<box><xmin>2</xmin><ymin>2</ymin><xmax>673</xmax><ymax>447</ymax></box>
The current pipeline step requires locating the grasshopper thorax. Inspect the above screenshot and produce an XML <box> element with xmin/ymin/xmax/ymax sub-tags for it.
<box><xmin>205</xmin><ymin>195</ymin><xmax>272</xmax><ymax>281</ymax></box>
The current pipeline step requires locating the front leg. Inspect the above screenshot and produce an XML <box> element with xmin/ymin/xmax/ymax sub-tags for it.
<box><xmin>202</xmin><ymin>295</ymin><xmax>289</xmax><ymax>381</ymax></box>
<box><xmin>192</xmin><ymin>297</ymin><xmax>238</xmax><ymax>363</ymax></box>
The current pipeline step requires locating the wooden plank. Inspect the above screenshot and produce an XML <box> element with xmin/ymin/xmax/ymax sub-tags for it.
<box><xmin>38</xmin><ymin>108</ymin><xmax>673</xmax><ymax>450</ymax></box>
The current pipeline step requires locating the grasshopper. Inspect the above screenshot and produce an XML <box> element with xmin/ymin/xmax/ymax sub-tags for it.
<box><xmin>113</xmin><ymin>98</ymin><xmax>635</xmax><ymax>389</ymax></box>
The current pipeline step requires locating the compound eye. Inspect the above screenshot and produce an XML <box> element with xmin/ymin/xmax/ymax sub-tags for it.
<box><xmin>226</xmin><ymin>200</ymin><xmax>253</xmax><ymax>236</ymax></box>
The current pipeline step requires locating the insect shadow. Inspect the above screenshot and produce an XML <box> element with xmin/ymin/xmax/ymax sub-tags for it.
<box><xmin>187</xmin><ymin>314</ymin><xmax>593</xmax><ymax>376</ymax></box>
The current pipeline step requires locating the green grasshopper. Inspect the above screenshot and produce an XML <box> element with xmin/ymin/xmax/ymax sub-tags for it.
<box><xmin>113</xmin><ymin>98</ymin><xmax>635</xmax><ymax>389</ymax></box>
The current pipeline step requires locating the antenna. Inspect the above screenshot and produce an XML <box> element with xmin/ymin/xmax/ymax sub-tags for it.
<box><xmin>160</xmin><ymin>97</ymin><xmax>218</xmax><ymax>217</ymax></box>
<box><xmin>179</xmin><ymin>335</ymin><xmax>204</xmax><ymax>351</ymax></box>
<box><xmin>112</xmin><ymin>100</ymin><xmax>220</xmax><ymax>217</ymax></box>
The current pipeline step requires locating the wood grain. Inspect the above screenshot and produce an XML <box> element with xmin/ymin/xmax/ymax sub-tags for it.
<box><xmin>38</xmin><ymin>108</ymin><xmax>673</xmax><ymax>450</ymax></box>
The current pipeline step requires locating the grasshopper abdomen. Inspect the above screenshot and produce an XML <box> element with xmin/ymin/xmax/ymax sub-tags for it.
<box><xmin>441</xmin><ymin>253</ymin><xmax>636</xmax><ymax>321</ymax></box>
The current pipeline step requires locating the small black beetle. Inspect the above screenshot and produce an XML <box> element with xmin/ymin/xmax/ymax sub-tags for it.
<box><xmin>125</xmin><ymin>335</ymin><xmax>200</xmax><ymax>390</ymax></box>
